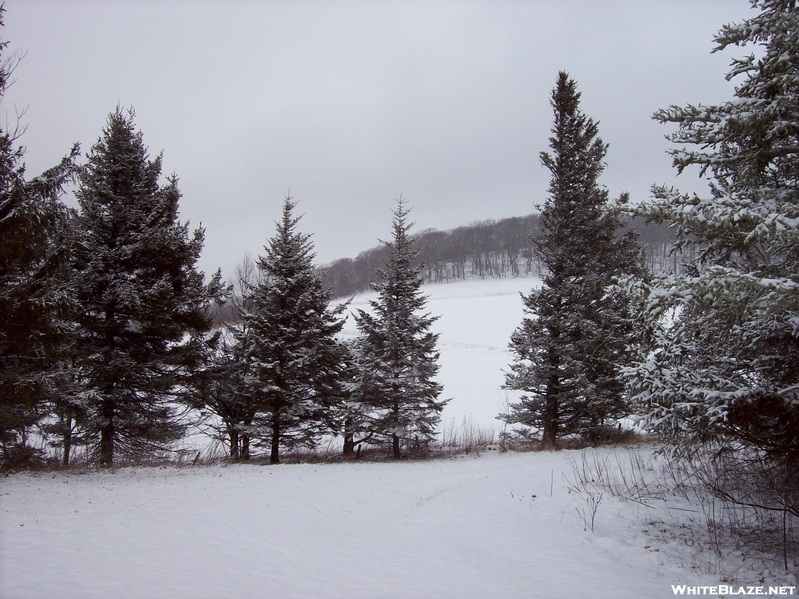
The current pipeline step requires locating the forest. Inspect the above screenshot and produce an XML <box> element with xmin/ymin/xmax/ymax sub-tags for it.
<box><xmin>319</xmin><ymin>213</ymin><xmax>682</xmax><ymax>299</ymax></box>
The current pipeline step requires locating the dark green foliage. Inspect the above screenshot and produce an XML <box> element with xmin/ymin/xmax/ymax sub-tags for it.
<box><xmin>353</xmin><ymin>200</ymin><xmax>447</xmax><ymax>459</ymax></box>
<box><xmin>193</xmin><ymin>256</ymin><xmax>256</xmax><ymax>461</ymax></box>
<box><xmin>0</xmin><ymin>7</ymin><xmax>79</xmax><ymax>467</ymax></box>
<box><xmin>70</xmin><ymin>108</ymin><xmax>221</xmax><ymax>466</ymax></box>
<box><xmin>504</xmin><ymin>73</ymin><xmax>644</xmax><ymax>449</ymax></box>
<box><xmin>242</xmin><ymin>196</ymin><xmax>346</xmax><ymax>464</ymax></box>
<box><xmin>624</xmin><ymin>3</ymin><xmax>799</xmax><ymax>556</ymax></box>
<box><xmin>197</xmin><ymin>328</ymin><xmax>257</xmax><ymax>462</ymax></box>
<box><xmin>630</xmin><ymin>0</ymin><xmax>799</xmax><ymax>467</ymax></box>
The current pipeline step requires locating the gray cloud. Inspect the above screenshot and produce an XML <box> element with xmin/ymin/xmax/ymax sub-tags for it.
<box><xmin>3</xmin><ymin>0</ymin><xmax>750</xmax><ymax>278</ymax></box>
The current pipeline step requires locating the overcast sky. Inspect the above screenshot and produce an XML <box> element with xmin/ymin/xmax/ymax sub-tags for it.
<box><xmin>3</xmin><ymin>0</ymin><xmax>753</xmax><ymax>280</ymax></box>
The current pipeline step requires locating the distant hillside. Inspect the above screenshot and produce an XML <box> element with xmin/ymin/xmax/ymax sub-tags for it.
<box><xmin>319</xmin><ymin>213</ymin><xmax>684</xmax><ymax>299</ymax></box>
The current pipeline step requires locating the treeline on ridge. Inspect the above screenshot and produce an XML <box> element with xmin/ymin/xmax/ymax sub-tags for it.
<box><xmin>319</xmin><ymin>214</ymin><xmax>681</xmax><ymax>299</ymax></box>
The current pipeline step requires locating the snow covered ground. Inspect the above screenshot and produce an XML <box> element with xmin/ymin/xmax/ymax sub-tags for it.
<box><xmin>1</xmin><ymin>447</ymin><xmax>737</xmax><ymax>599</ymax></box>
<box><xmin>3</xmin><ymin>277</ymin><xmax>793</xmax><ymax>597</ymax></box>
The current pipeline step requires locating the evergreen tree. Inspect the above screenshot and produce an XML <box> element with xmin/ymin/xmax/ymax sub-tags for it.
<box><xmin>71</xmin><ymin>108</ymin><xmax>220</xmax><ymax>466</ymax></box>
<box><xmin>628</xmin><ymin>0</ymin><xmax>799</xmax><ymax>474</ymax></box>
<box><xmin>243</xmin><ymin>196</ymin><xmax>346</xmax><ymax>465</ymax></box>
<box><xmin>353</xmin><ymin>199</ymin><xmax>447</xmax><ymax>459</ymax></box>
<box><xmin>0</xmin><ymin>7</ymin><xmax>79</xmax><ymax>466</ymax></box>
<box><xmin>338</xmin><ymin>338</ymin><xmax>370</xmax><ymax>458</ymax></box>
<box><xmin>504</xmin><ymin>72</ymin><xmax>643</xmax><ymax>449</ymax></box>
<box><xmin>196</xmin><ymin>255</ymin><xmax>258</xmax><ymax>461</ymax></box>
<box><xmin>197</xmin><ymin>328</ymin><xmax>258</xmax><ymax>461</ymax></box>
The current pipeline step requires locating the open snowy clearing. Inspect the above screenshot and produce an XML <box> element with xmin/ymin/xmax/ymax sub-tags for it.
<box><xmin>2</xmin><ymin>447</ymin><xmax>735</xmax><ymax>599</ymax></box>
<box><xmin>341</xmin><ymin>276</ymin><xmax>535</xmax><ymax>429</ymax></box>
<box><xmin>4</xmin><ymin>277</ymin><xmax>791</xmax><ymax>598</ymax></box>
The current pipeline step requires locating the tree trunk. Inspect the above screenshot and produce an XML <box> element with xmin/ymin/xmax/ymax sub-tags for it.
<box><xmin>99</xmin><ymin>398</ymin><xmax>115</xmax><ymax>466</ymax></box>
<box><xmin>61</xmin><ymin>414</ymin><xmax>72</xmax><ymax>467</ymax></box>
<box><xmin>241</xmin><ymin>433</ymin><xmax>250</xmax><ymax>461</ymax></box>
<box><xmin>270</xmin><ymin>409</ymin><xmax>281</xmax><ymax>465</ymax></box>
<box><xmin>542</xmin><ymin>344</ymin><xmax>559</xmax><ymax>450</ymax></box>
<box><xmin>541</xmin><ymin>391</ymin><xmax>558</xmax><ymax>450</ymax></box>
<box><xmin>392</xmin><ymin>397</ymin><xmax>401</xmax><ymax>459</ymax></box>
<box><xmin>228</xmin><ymin>427</ymin><xmax>239</xmax><ymax>461</ymax></box>
<box><xmin>392</xmin><ymin>433</ymin><xmax>401</xmax><ymax>460</ymax></box>
<box><xmin>343</xmin><ymin>417</ymin><xmax>356</xmax><ymax>458</ymax></box>
<box><xmin>343</xmin><ymin>434</ymin><xmax>355</xmax><ymax>458</ymax></box>
<box><xmin>241</xmin><ymin>416</ymin><xmax>252</xmax><ymax>461</ymax></box>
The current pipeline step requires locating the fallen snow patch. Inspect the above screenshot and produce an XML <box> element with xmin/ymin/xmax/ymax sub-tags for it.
<box><xmin>1</xmin><ymin>449</ymin><xmax>726</xmax><ymax>599</ymax></box>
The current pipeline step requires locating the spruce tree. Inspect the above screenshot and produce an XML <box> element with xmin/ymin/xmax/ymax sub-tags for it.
<box><xmin>71</xmin><ymin>108</ymin><xmax>220</xmax><ymax>466</ymax></box>
<box><xmin>353</xmin><ymin>199</ymin><xmax>447</xmax><ymax>459</ymax></box>
<box><xmin>197</xmin><ymin>328</ymin><xmax>258</xmax><ymax>461</ymax></box>
<box><xmin>196</xmin><ymin>255</ymin><xmax>258</xmax><ymax>461</ymax></box>
<box><xmin>629</xmin><ymin>0</ymin><xmax>799</xmax><ymax>472</ymax></box>
<box><xmin>504</xmin><ymin>72</ymin><xmax>643</xmax><ymax>449</ymax></box>
<box><xmin>243</xmin><ymin>196</ymin><xmax>346</xmax><ymax>465</ymax></box>
<box><xmin>0</xmin><ymin>8</ymin><xmax>79</xmax><ymax>466</ymax></box>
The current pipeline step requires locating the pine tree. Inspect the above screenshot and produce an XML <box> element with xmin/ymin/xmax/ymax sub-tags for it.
<box><xmin>71</xmin><ymin>108</ymin><xmax>220</xmax><ymax>466</ymax></box>
<box><xmin>504</xmin><ymin>72</ymin><xmax>643</xmax><ymax>449</ymax></box>
<box><xmin>353</xmin><ymin>199</ymin><xmax>447</xmax><ymax>459</ymax></box>
<box><xmin>197</xmin><ymin>254</ymin><xmax>262</xmax><ymax>462</ymax></box>
<box><xmin>243</xmin><ymin>196</ymin><xmax>346</xmax><ymax>465</ymax></box>
<box><xmin>628</xmin><ymin>1</ymin><xmax>799</xmax><ymax>472</ymax></box>
<box><xmin>197</xmin><ymin>328</ymin><xmax>258</xmax><ymax>461</ymax></box>
<box><xmin>196</xmin><ymin>255</ymin><xmax>258</xmax><ymax>462</ymax></box>
<box><xmin>0</xmin><ymin>7</ymin><xmax>79</xmax><ymax>466</ymax></box>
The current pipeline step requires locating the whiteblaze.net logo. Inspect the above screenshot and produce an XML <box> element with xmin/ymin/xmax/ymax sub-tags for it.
<box><xmin>672</xmin><ymin>585</ymin><xmax>796</xmax><ymax>596</ymax></box>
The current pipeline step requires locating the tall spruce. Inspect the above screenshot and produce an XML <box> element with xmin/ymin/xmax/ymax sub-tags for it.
<box><xmin>353</xmin><ymin>199</ymin><xmax>447</xmax><ymax>459</ymax></box>
<box><xmin>504</xmin><ymin>72</ymin><xmax>643</xmax><ymax>449</ymax></box>
<box><xmin>628</xmin><ymin>0</ymin><xmax>799</xmax><ymax>482</ymax></box>
<box><xmin>0</xmin><ymin>7</ymin><xmax>79</xmax><ymax>466</ymax></box>
<box><xmin>243</xmin><ymin>196</ymin><xmax>346</xmax><ymax>465</ymax></box>
<box><xmin>71</xmin><ymin>108</ymin><xmax>220</xmax><ymax>466</ymax></box>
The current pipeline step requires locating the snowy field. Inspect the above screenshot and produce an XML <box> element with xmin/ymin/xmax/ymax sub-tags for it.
<box><xmin>0</xmin><ymin>447</ymin><xmax>733</xmax><ymax>599</ymax></box>
<box><xmin>3</xmin><ymin>277</ymin><xmax>791</xmax><ymax>597</ymax></box>
<box><xmin>341</xmin><ymin>276</ymin><xmax>535</xmax><ymax>430</ymax></box>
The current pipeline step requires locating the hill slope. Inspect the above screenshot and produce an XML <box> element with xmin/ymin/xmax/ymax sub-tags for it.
<box><xmin>322</xmin><ymin>214</ymin><xmax>679</xmax><ymax>299</ymax></box>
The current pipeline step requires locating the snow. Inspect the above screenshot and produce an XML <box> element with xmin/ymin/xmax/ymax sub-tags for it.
<box><xmin>2</xmin><ymin>448</ymin><xmax>714</xmax><ymax>599</ymax></box>
<box><xmin>2</xmin><ymin>278</ymin><xmax>787</xmax><ymax>597</ymax></box>
<box><xmin>341</xmin><ymin>276</ymin><xmax>535</xmax><ymax>430</ymax></box>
